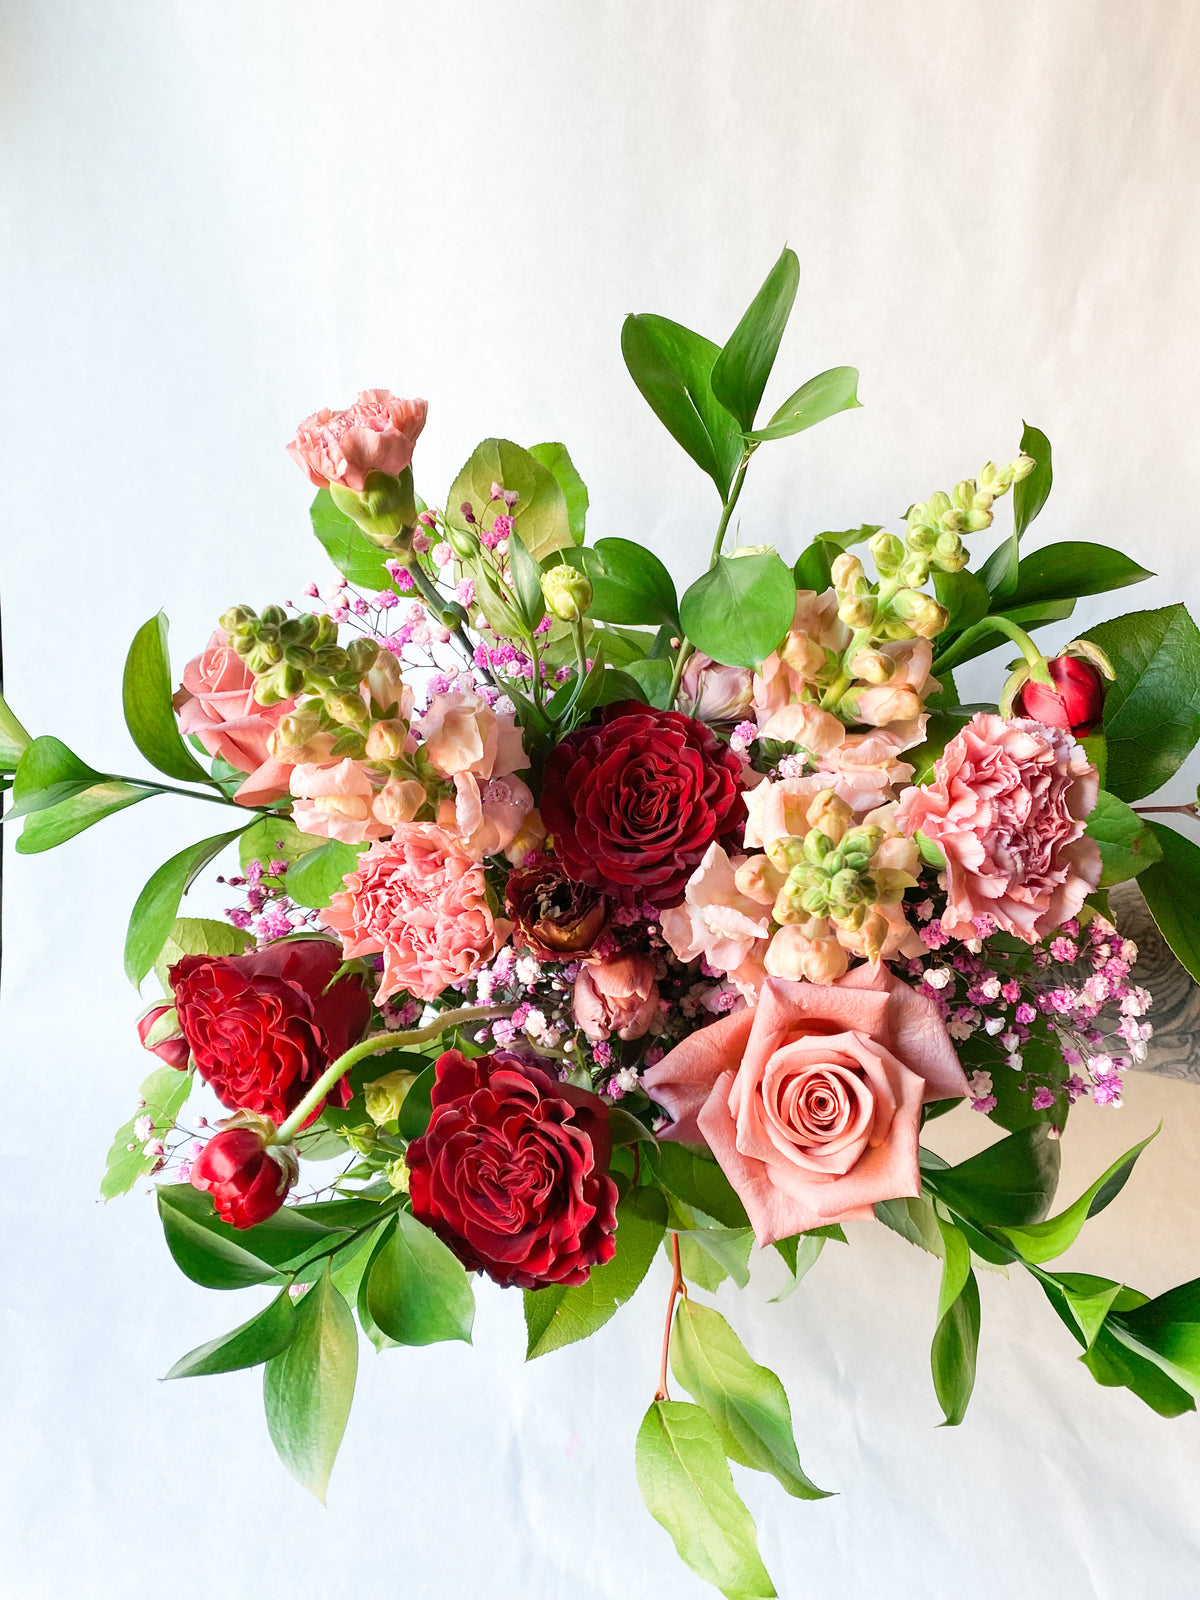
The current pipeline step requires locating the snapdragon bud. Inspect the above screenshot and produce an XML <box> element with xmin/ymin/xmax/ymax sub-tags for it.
<box><xmin>831</xmin><ymin>553</ymin><xmax>869</xmax><ymax>595</ymax></box>
<box><xmin>766</xmin><ymin>835</ymin><xmax>807</xmax><ymax>873</ymax></box>
<box><xmin>849</xmin><ymin>649</ymin><xmax>895</xmax><ymax>684</ymax></box>
<box><xmin>898</xmin><ymin>555</ymin><xmax>930</xmax><ymax>588</ymax></box>
<box><xmin>326</xmin><ymin>690</ymin><xmax>369</xmax><ymax>728</ymax></box>
<box><xmin>364</xmin><ymin>719</ymin><xmax>408</xmax><ymax>762</ymax></box>
<box><xmin>345</xmin><ymin>637</ymin><xmax>380</xmax><ymax>674</ymax></box>
<box><xmin>837</xmin><ymin>593</ymin><xmax>878</xmax><ymax>629</ymax></box>
<box><xmin>891</xmin><ymin>588</ymin><xmax>949</xmax><ymax>638</ymax></box>
<box><xmin>868</xmin><ymin>530</ymin><xmax>905</xmax><ymax>576</ymax></box>
<box><xmin>541</xmin><ymin>564</ymin><xmax>593</xmax><ymax>623</ymax></box>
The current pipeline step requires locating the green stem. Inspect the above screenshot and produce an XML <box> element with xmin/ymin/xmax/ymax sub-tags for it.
<box><xmin>111</xmin><ymin>774</ymin><xmax>274</xmax><ymax>811</ymax></box>
<box><xmin>273</xmin><ymin>1004</ymin><xmax>515</xmax><ymax>1145</ymax></box>
<box><xmin>406</xmin><ymin>558</ymin><xmax>480</xmax><ymax>676</ymax></box>
<box><xmin>667</xmin><ymin>639</ymin><xmax>694</xmax><ymax>708</ymax></box>
<box><xmin>932</xmin><ymin>614</ymin><xmax>1052</xmax><ymax>682</ymax></box>
<box><xmin>708</xmin><ymin>457</ymin><xmax>751</xmax><ymax>566</ymax></box>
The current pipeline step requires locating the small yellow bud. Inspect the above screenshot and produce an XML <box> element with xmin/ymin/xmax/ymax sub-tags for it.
<box><xmin>541</xmin><ymin>564</ymin><xmax>593</xmax><ymax>623</ymax></box>
<box><xmin>364</xmin><ymin>1070</ymin><xmax>418</xmax><ymax>1128</ymax></box>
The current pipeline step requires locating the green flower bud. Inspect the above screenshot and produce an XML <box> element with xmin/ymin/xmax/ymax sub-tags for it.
<box><xmin>766</xmin><ymin>835</ymin><xmax>807</xmax><ymax>872</ymax></box>
<box><xmin>890</xmin><ymin>588</ymin><xmax>949</xmax><ymax>639</ymax></box>
<box><xmin>897</xmin><ymin>556</ymin><xmax>930</xmax><ymax>588</ymax></box>
<box><xmin>541</xmin><ymin>564</ymin><xmax>593</xmax><ymax>624</ymax></box>
<box><xmin>326</xmin><ymin>690</ymin><xmax>369</xmax><ymax>728</ymax></box>
<box><xmin>386</xmin><ymin>1157</ymin><xmax>411</xmax><ymax>1194</ymax></box>
<box><xmin>868</xmin><ymin>530</ymin><xmax>905</xmax><ymax>576</ymax></box>
<box><xmin>842</xmin><ymin>824</ymin><xmax>884</xmax><ymax>860</ymax></box>
<box><xmin>1012</xmin><ymin>452</ymin><xmax>1036</xmax><ymax>482</ymax></box>
<box><xmin>364</xmin><ymin>1069</ymin><xmax>418</xmax><ymax>1128</ymax></box>
<box><xmin>283</xmin><ymin>645</ymin><xmax>314</xmax><ymax>669</ymax></box>
<box><xmin>247</xmin><ymin>641</ymin><xmax>282</xmax><ymax>674</ymax></box>
<box><xmin>313</xmin><ymin>645</ymin><xmax>349</xmax><ymax>676</ymax></box>
<box><xmin>220</xmin><ymin>604</ymin><xmax>257</xmax><ymax>635</ymax></box>
<box><xmin>312</xmin><ymin>615</ymin><xmax>338</xmax><ymax>649</ymax></box>
<box><xmin>446</xmin><ymin>523</ymin><xmax>482</xmax><ymax>562</ymax></box>
<box><xmin>905</xmin><ymin>521</ymin><xmax>939</xmax><ymax>555</ymax></box>
<box><xmin>260</xmin><ymin>604</ymin><xmax>287</xmax><ymax>629</ymax></box>
<box><xmin>927</xmin><ymin>489</ymin><xmax>951</xmax><ymax>520</ymax></box>
<box><xmin>346</xmin><ymin>637</ymin><xmax>380</xmax><ymax>674</ymax></box>
<box><xmin>804</xmin><ymin>829</ymin><xmax>834</xmax><ymax>865</ymax></box>
<box><xmin>800</xmin><ymin>885</ymin><xmax>830</xmax><ymax>917</ymax></box>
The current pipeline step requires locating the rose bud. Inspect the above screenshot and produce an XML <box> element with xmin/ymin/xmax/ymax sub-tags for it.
<box><xmin>191</xmin><ymin>1117</ymin><xmax>299</xmax><ymax>1230</ymax></box>
<box><xmin>136</xmin><ymin>1004</ymin><xmax>191</xmax><ymax>1071</ymax></box>
<box><xmin>678</xmin><ymin>652</ymin><xmax>754</xmax><ymax>724</ymax></box>
<box><xmin>1014</xmin><ymin>653</ymin><xmax>1107</xmax><ymax>737</ymax></box>
<box><xmin>541</xmin><ymin>564</ymin><xmax>593</xmax><ymax>624</ymax></box>
<box><xmin>505</xmin><ymin>860</ymin><xmax>610</xmax><ymax>960</ymax></box>
<box><xmin>573</xmin><ymin>954</ymin><xmax>660</xmax><ymax>1042</ymax></box>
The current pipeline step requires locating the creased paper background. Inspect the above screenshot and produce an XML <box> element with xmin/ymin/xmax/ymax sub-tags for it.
<box><xmin>2</xmin><ymin>2</ymin><xmax>1199</xmax><ymax>1595</ymax></box>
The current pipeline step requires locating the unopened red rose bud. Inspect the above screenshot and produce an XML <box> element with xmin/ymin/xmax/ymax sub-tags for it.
<box><xmin>1014</xmin><ymin>654</ymin><xmax>1106</xmax><ymax>737</ymax></box>
<box><xmin>191</xmin><ymin>1122</ymin><xmax>298</xmax><ymax>1230</ymax></box>
<box><xmin>136</xmin><ymin>1004</ymin><xmax>191</xmax><ymax>1071</ymax></box>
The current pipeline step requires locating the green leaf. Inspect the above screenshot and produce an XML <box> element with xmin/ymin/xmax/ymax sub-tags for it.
<box><xmin>671</xmin><ymin>1299</ymin><xmax>830</xmax><ymax>1500</ymax></box>
<box><xmin>395</xmin><ymin>1060</ymin><xmax>436</xmax><ymax>1140</ymax></box>
<box><xmin>122</xmin><ymin>613</ymin><xmax>213</xmax><ymax>785</ymax></box>
<box><xmin>654</xmin><ymin>1143</ymin><xmax>750</xmax><ymax>1232</ymax></box>
<box><xmin>979</xmin><ymin>423</ymin><xmax>1052</xmax><ymax>602</ymax></box>
<box><xmin>1111</xmin><ymin>1277</ymin><xmax>1200</xmax><ymax>1401</ymax></box>
<box><xmin>1082</xmin><ymin>605</ymin><xmax>1200</xmax><ymax>801</ymax></box>
<box><xmin>1085</xmin><ymin>790</ymin><xmax>1164</xmax><ymax>887</ymax></box>
<box><xmin>621</xmin><ymin>314</ymin><xmax>744</xmax><ymax>499</ymax></box>
<box><xmin>571</xmin><ymin>538</ymin><xmax>680</xmax><ymax>629</ymax></box>
<box><xmin>310</xmin><ymin>487</ymin><xmax>396</xmax><ymax>588</ymax></box>
<box><xmin>101</xmin><ymin>1066</ymin><xmax>194</xmax><ymax>1200</ymax></box>
<box><xmin>124</xmin><ymin>827</ymin><xmax>246</xmax><ymax>985</ymax></box>
<box><xmin>671</xmin><ymin>1226</ymin><xmax>754</xmax><ymax>1291</ymax></box>
<box><xmin>446</xmin><ymin>438</ymin><xmax>572</xmax><ymax>562</ymax></box>
<box><xmin>165</xmin><ymin>1287</ymin><xmax>296</xmax><ymax>1379</ymax></box>
<box><xmin>0</xmin><ymin>690</ymin><xmax>32</xmax><ymax>771</ymax></box>
<box><xmin>365</xmin><ymin>1210</ymin><xmax>474</xmax><ymax>1346</ymax></box>
<box><xmin>677</xmin><ymin>1233</ymin><xmax>733</xmax><ymax>1293</ymax></box>
<box><xmin>507</xmin><ymin>529</ymin><xmax>547</xmax><ymax>630</ymax></box>
<box><xmin>1139</xmin><ymin>823</ymin><xmax>1200</xmax><ymax>984</ymax></box>
<box><xmin>153</xmin><ymin>915</ymin><xmax>252</xmax><ymax>993</ymax></box>
<box><xmin>1081</xmin><ymin>1321</ymin><xmax>1196</xmax><ymax>1417</ymax></box>
<box><xmin>636</xmin><ymin>1400</ymin><xmax>777</xmax><ymax>1600</ymax></box>
<box><xmin>239</xmin><ymin>814</ymin><xmax>326</xmax><ymax>875</ymax></box>
<box><xmin>524</xmin><ymin>1186</ymin><xmax>667</xmax><ymax>1358</ymax></box>
<box><xmin>14</xmin><ymin>779</ymin><xmax>154</xmax><ymax>852</ymax></box>
<box><xmin>743</xmin><ymin>366</ymin><xmax>861</xmax><ymax>444</ymax></box>
<box><xmin>263</xmin><ymin>1265</ymin><xmax>358</xmax><ymax>1503</ymax></box>
<box><xmin>1009</xmin><ymin>542</ymin><xmax>1153</xmax><ymax>608</ymax></box>
<box><xmin>679</xmin><ymin>552</ymin><xmax>796</xmax><ymax>671</ymax></box>
<box><xmin>1038</xmin><ymin>1271</ymin><xmax>1126</xmax><ymax>1350</ymax></box>
<box><xmin>528</xmin><ymin>441</ymin><xmax>588</xmax><ymax>543</ymax></box>
<box><xmin>286</xmin><ymin>838</ymin><xmax>361</xmax><ymax>910</ymax></box>
<box><xmin>926</xmin><ymin>1124</ymin><xmax>1061</xmax><ymax>1227</ymax></box>
<box><xmin>793</xmin><ymin>527</ymin><xmax>877</xmax><ymax>593</ymax></box>
<box><xmin>930</xmin><ymin>1218</ymin><xmax>980</xmax><ymax>1426</ymax></box>
<box><xmin>769</xmin><ymin>1234</ymin><xmax>826</xmax><ymax>1301</ymax></box>
<box><xmin>710</xmin><ymin>246</ymin><xmax>800</xmax><ymax>432</ymax></box>
<box><xmin>933</xmin><ymin>569</ymin><xmax>991</xmax><ymax>634</ymax></box>
<box><xmin>626</xmin><ymin>657</ymin><xmax>675</xmax><ymax>709</ymax></box>
<box><xmin>875</xmin><ymin>1194</ymin><xmax>946</xmax><ymax>1258</ymax></box>
<box><xmin>157</xmin><ymin>1182</ymin><xmax>348</xmax><ymax>1290</ymax></box>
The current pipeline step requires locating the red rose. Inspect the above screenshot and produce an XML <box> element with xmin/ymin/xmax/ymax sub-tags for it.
<box><xmin>170</xmin><ymin>939</ymin><xmax>371</xmax><ymax>1123</ymax></box>
<box><xmin>407</xmin><ymin>1050</ymin><xmax>619</xmax><ymax>1289</ymax></box>
<box><xmin>1015</xmin><ymin>655</ymin><xmax>1106</xmax><ymax>737</ymax></box>
<box><xmin>191</xmin><ymin>1121</ymin><xmax>298</xmax><ymax>1229</ymax></box>
<box><xmin>539</xmin><ymin>701</ymin><xmax>745</xmax><ymax>906</ymax></box>
<box><xmin>136</xmin><ymin>1004</ymin><xmax>191</xmax><ymax>1071</ymax></box>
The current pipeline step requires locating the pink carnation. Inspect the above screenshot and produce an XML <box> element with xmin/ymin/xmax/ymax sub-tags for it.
<box><xmin>324</xmin><ymin>824</ymin><xmax>512</xmax><ymax>1003</ymax></box>
<box><xmin>896</xmin><ymin>713</ymin><xmax>1101</xmax><ymax>942</ymax></box>
<box><xmin>287</xmin><ymin>390</ymin><xmax>427</xmax><ymax>493</ymax></box>
<box><xmin>174</xmin><ymin>630</ymin><xmax>294</xmax><ymax>804</ymax></box>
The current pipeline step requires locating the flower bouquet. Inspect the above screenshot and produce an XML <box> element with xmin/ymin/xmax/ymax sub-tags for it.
<box><xmin>5</xmin><ymin>249</ymin><xmax>1200</xmax><ymax>1599</ymax></box>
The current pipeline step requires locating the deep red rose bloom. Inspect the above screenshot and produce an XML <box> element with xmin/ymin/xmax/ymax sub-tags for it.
<box><xmin>1015</xmin><ymin>655</ymin><xmax>1106</xmax><ymax>737</ymax></box>
<box><xmin>407</xmin><ymin>1050</ymin><xmax>619</xmax><ymax>1289</ymax></box>
<box><xmin>170</xmin><ymin>938</ymin><xmax>371</xmax><ymax>1123</ymax></box>
<box><xmin>539</xmin><ymin>701</ymin><xmax>745</xmax><ymax>906</ymax></box>
<box><xmin>191</xmin><ymin>1124</ymin><xmax>296</xmax><ymax>1229</ymax></box>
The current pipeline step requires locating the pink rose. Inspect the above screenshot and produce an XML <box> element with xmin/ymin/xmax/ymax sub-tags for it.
<box><xmin>896</xmin><ymin>712</ymin><xmax>1101</xmax><ymax>942</ymax></box>
<box><xmin>643</xmin><ymin>967</ymin><xmax>968</xmax><ymax>1245</ymax></box>
<box><xmin>174</xmin><ymin>631</ymin><xmax>295</xmax><ymax>804</ymax></box>
<box><xmin>573</xmin><ymin>954</ymin><xmax>660</xmax><ymax>1043</ymax></box>
<box><xmin>324</xmin><ymin>824</ymin><xmax>511</xmax><ymax>1003</ymax></box>
<box><xmin>679</xmin><ymin>653</ymin><xmax>754</xmax><ymax>723</ymax></box>
<box><xmin>287</xmin><ymin>391</ymin><xmax>427</xmax><ymax>493</ymax></box>
<box><xmin>417</xmin><ymin>690</ymin><xmax>526</xmax><ymax>779</ymax></box>
<box><xmin>289</xmin><ymin>759</ymin><xmax>392</xmax><ymax>845</ymax></box>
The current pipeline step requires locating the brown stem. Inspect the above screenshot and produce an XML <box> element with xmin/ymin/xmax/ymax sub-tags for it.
<box><xmin>653</xmin><ymin>1232</ymin><xmax>686</xmax><ymax>1402</ymax></box>
<box><xmin>1133</xmin><ymin>803</ymin><xmax>1198</xmax><ymax>817</ymax></box>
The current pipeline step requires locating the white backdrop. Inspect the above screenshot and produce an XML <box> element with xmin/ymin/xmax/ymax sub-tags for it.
<box><xmin>3</xmin><ymin>2</ymin><xmax>1200</xmax><ymax>1596</ymax></box>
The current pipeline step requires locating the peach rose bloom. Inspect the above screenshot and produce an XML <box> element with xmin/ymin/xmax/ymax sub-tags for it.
<box><xmin>643</xmin><ymin>967</ymin><xmax>968</xmax><ymax>1245</ymax></box>
<box><xmin>324</xmin><ymin>824</ymin><xmax>511</xmax><ymax>1004</ymax></box>
<box><xmin>287</xmin><ymin>391</ymin><xmax>427</xmax><ymax>493</ymax></box>
<box><xmin>417</xmin><ymin>690</ymin><xmax>526</xmax><ymax>780</ymax></box>
<box><xmin>896</xmin><ymin>712</ymin><xmax>1101</xmax><ymax>942</ymax></box>
<box><xmin>573</xmin><ymin>954</ymin><xmax>660</xmax><ymax>1043</ymax></box>
<box><xmin>679</xmin><ymin>653</ymin><xmax>754</xmax><ymax>724</ymax></box>
<box><xmin>289</xmin><ymin>759</ymin><xmax>392</xmax><ymax>845</ymax></box>
<box><xmin>174</xmin><ymin>630</ymin><xmax>295</xmax><ymax>805</ymax></box>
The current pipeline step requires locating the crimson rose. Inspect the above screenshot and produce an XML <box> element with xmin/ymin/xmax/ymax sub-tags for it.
<box><xmin>170</xmin><ymin>939</ymin><xmax>371</xmax><ymax>1123</ymax></box>
<box><xmin>407</xmin><ymin>1050</ymin><xmax>618</xmax><ymax>1289</ymax></box>
<box><xmin>1014</xmin><ymin>653</ymin><xmax>1106</xmax><ymax>737</ymax></box>
<box><xmin>539</xmin><ymin>701</ymin><xmax>744</xmax><ymax>905</ymax></box>
<box><xmin>191</xmin><ymin>1120</ymin><xmax>298</xmax><ymax>1229</ymax></box>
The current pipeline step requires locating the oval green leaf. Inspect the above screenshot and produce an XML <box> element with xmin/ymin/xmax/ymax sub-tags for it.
<box><xmin>165</xmin><ymin>1287</ymin><xmax>296</xmax><ymax>1379</ymax></box>
<box><xmin>122</xmin><ymin>613</ymin><xmax>213</xmax><ymax>785</ymax></box>
<box><xmin>365</xmin><ymin>1210</ymin><xmax>475</xmax><ymax>1346</ymax></box>
<box><xmin>263</xmin><ymin>1265</ymin><xmax>358</xmax><ymax>1502</ymax></box>
<box><xmin>679</xmin><ymin>551</ymin><xmax>796</xmax><ymax>670</ymax></box>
